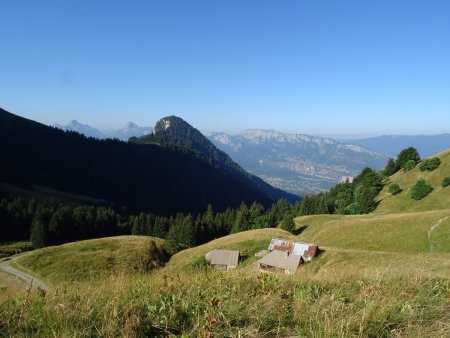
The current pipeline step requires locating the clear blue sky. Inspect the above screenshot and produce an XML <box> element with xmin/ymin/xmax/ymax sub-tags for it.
<box><xmin>1</xmin><ymin>0</ymin><xmax>449</xmax><ymax>138</ymax></box>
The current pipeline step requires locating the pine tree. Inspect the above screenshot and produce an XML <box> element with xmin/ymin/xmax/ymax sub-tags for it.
<box><xmin>179</xmin><ymin>214</ymin><xmax>195</xmax><ymax>248</ymax></box>
<box><xmin>396</xmin><ymin>147</ymin><xmax>420</xmax><ymax>169</ymax></box>
<box><xmin>280</xmin><ymin>213</ymin><xmax>295</xmax><ymax>233</ymax></box>
<box><xmin>48</xmin><ymin>206</ymin><xmax>74</xmax><ymax>244</ymax></box>
<box><xmin>164</xmin><ymin>224</ymin><xmax>180</xmax><ymax>255</ymax></box>
<box><xmin>30</xmin><ymin>207</ymin><xmax>51</xmax><ymax>248</ymax></box>
<box><xmin>202</xmin><ymin>204</ymin><xmax>216</xmax><ymax>240</ymax></box>
<box><xmin>231</xmin><ymin>202</ymin><xmax>250</xmax><ymax>233</ymax></box>
<box><xmin>384</xmin><ymin>158</ymin><xmax>399</xmax><ymax>176</ymax></box>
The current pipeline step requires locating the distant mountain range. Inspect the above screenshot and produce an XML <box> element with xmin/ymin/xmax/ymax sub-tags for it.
<box><xmin>207</xmin><ymin>130</ymin><xmax>388</xmax><ymax>196</ymax></box>
<box><xmin>341</xmin><ymin>134</ymin><xmax>450</xmax><ymax>158</ymax></box>
<box><xmin>53</xmin><ymin>120</ymin><xmax>153</xmax><ymax>141</ymax></box>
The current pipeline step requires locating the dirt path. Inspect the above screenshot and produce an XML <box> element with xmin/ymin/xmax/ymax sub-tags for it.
<box><xmin>428</xmin><ymin>216</ymin><xmax>449</xmax><ymax>252</ymax></box>
<box><xmin>0</xmin><ymin>256</ymin><xmax>48</xmax><ymax>292</ymax></box>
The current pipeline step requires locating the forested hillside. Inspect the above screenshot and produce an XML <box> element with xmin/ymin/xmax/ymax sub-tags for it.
<box><xmin>0</xmin><ymin>108</ymin><xmax>274</xmax><ymax>216</ymax></box>
<box><xmin>131</xmin><ymin>116</ymin><xmax>299</xmax><ymax>203</ymax></box>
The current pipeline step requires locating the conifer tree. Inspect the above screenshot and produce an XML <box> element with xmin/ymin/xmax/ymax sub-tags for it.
<box><xmin>396</xmin><ymin>147</ymin><xmax>420</xmax><ymax>168</ymax></box>
<box><xmin>30</xmin><ymin>207</ymin><xmax>51</xmax><ymax>248</ymax></box>
<box><xmin>384</xmin><ymin>158</ymin><xmax>399</xmax><ymax>176</ymax></box>
<box><xmin>280</xmin><ymin>213</ymin><xmax>295</xmax><ymax>233</ymax></box>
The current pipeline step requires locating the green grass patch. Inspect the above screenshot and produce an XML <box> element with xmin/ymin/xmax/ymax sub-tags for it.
<box><xmin>1</xmin><ymin>266</ymin><xmax>449</xmax><ymax>337</ymax></box>
<box><xmin>295</xmin><ymin>210</ymin><xmax>450</xmax><ymax>253</ymax></box>
<box><xmin>429</xmin><ymin>216</ymin><xmax>450</xmax><ymax>253</ymax></box>
<box><xmin>14</xmin><ymin>236</ymin><xmax>167</xmax><ymax>284</ymax></box>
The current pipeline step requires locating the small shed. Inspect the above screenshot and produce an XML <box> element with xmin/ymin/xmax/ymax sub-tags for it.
<box><xmin>205</xmin><ymin>249</ymin><xmax>240</xmax><ymax>270</ymax></box>
<box><xmin>257</xmin><ymin>250</ymin><xmax>301</xmax><ymax>274</ymax></box>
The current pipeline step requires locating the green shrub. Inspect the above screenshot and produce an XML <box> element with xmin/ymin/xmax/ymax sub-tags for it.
<box><xmin>396</xmin><ymin>147</ymin><xmax>420</xmax><ymax>168</ymax></box>
<box><xmin>442</xmin><ymin>177</ymin><xmax>450</xmax><ymax>188</ymax></box>
<box><xmin>403</xmin><ymin>160</ymin><xmax>416</xmax><ymax>172</ymax></box>
<box><xmin>419</xmin><ymin>157</ymin><xmax>441</xmax><ymax>171</ymax></box>
<box><xmin>388</xmin><ymin>183</ymin><xmax>401</xmax><ymax>195</ymax></box>
<box><xmin>410</xmin><ymin>179</ymin><xmax>433</xmax><ymax>200</ymax></box>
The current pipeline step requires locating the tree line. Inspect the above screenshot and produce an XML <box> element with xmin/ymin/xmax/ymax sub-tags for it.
<box><xmin>0</xmin><ymin>192</ymin><xmax>292</xmax><ymax>254</ymax></box>
<box><xmin>1</xmin><ymin>147</ymin><xmax>423</xmax><ymax>254</ymax></box>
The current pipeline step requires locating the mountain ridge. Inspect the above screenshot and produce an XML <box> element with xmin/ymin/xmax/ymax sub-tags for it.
<box><xmin>53</xmin><ymin>120</ymin><xmax>153</xmax><ymax>141</ymax></box>
<box><xmin>207</xmin><ymin>129</ymin><xmax>388</xmax><ymax>196</ymax></box>
<box><xmin>131</xmin><ymin>116</ymin><xmax>299</xmax><ymax>203</ymax></box>
<box><xmin>0</xmin><ymin>107</ymin><xmax>275</xmax><ymax>215</ymax></box>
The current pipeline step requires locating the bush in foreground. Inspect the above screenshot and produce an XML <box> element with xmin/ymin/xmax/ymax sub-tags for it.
<box><xmin>403</xmin><ymin>160</ymin><xmax>416</xmax><ymax>172</ymax></box>
<box><xmin>388</xmin><ymin>183</ymin><xmax>401</xmax><ymax>195</ymax></box>
<box><xmin>410</xmin><ymin>179</ymin><xmax>433</xmax><ymax>200</ymax></box>
<box><xmin>396</xmin><ymin>147</ymin><xmax>420</xmax><ymax>169</ymax></box>
<box><xmin>442</xmin><ymin>177</ymin><xmax>450</xmax><ymax>188</ymax></box>
<box><xmin>419</xmin><ymin>157</ymin><xmax>441</xmax><ymax>172</ymax></box>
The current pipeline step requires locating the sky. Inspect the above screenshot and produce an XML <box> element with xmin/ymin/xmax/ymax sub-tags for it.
<box><xmin>1</xmin><ymin>0</ymin><xmax>450</xmax><ymax>138</ymax></box>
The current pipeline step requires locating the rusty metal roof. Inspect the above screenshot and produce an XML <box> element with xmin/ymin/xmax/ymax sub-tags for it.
<box><xmin>268</xmin><ymin>238</ymin><xmax>317</xmax><ymax>259</ymax></box>
<box><xmin>205</xmin><ymin>249</ymin><xmax>239</xmax><ymax>267</ymax></box>
<box><xmin>268</xmin><ymin>238</ymin><xmax>294</xmax><ymax>252</ymax></box>
<box><xmin>303</xmin><ymin>245</ymin><xmax>318</xmax><ymax>261</ymax></box>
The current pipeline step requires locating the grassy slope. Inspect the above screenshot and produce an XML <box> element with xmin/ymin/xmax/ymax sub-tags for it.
<box><xmin>3</xmin><ymin>229</ymin><xmax>449</xmax><ymax>337</ymax></box>
<box><xmin>14</xmin><ymin>236</ymin><xmax>167</xmax><ymax>284</ymax></box>
<box><xmin>295</xmin><ymin>210</ymin><xmax>450</xmax><ymax>253</ymax></box>
<box><xmin>0</xmin><ymin>271</ymin><xmax>29</xmax><ymax>303</ymax></box>
<box><xmin>161</xmin><ymin>228</ymin><xmax>295</xmax><ymax>274</ymax></box>
<box><xmin>376</xmin><ymin>149</ymin><xmax>450</xmax><ymax>213</ymax></box>
<box><xmin>293</xmin><ymin>150</ymin><xmax>450</xmax><ymax>281</ymax></box>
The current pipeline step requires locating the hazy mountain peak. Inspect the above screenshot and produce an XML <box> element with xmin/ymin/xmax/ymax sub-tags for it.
<box><xmin>55</xmin><ymin>120</ymin><xmax>105</xmax><ymax>139</ymax></box>
<box><xmin>124</xmin><ymin>121</ymin><xmax>138</xmax><ymax>129</ymax></box>
<box><xmin>52</xmin><ymin>120</ymin><xmax>152</xmax><ymax>141</ymax></box>
<box><xmin>67</xmin><ymin>120</ymin><xmax>83</xmax><ymax>127</ymax></box>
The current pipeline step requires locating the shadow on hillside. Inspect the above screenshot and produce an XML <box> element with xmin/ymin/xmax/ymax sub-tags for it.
<box><xmin>294</xmin><ymin>224</ymin><xmax>308</xmax><ymax>236</ymax></box>
<box><xmin>315</xmin><ymin>246</ymin><xmax>325</xmax><ymax>258</ymax></box>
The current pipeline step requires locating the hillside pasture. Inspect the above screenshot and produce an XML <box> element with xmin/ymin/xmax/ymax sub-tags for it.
<box><xmin>295</xmin><ymin>210</ymin><xmax>450</xmax><ymax>254</ymax></box>
<box><xmin>161</xmin><ymin>228</ymin><xmax>295</xmax><ymax>274</ymax></box>
<box><xmin>14</xmin><ymin>236</ymin><xmax>167</xmax><ymax>284</ymax></box>
<box><xmin>376</xmin><ymin>149</ymin><xmax>450</xmax><ymax>213</ymax></box>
